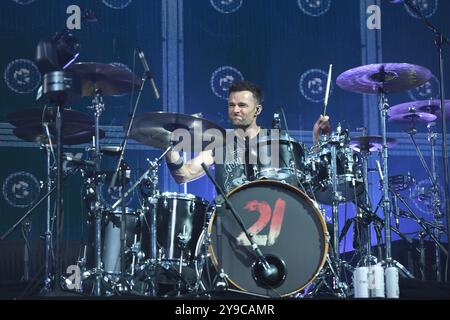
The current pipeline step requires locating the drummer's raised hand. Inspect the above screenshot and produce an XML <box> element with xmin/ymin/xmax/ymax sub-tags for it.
<box><xmin>313</xmin><ymin>114</ymin><xmax>331</xmax><ymax>145</ymax></box>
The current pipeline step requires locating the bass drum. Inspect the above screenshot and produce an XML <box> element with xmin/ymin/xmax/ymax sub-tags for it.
<box><xmin>196</xmin><ymin>180</ymin><xmax>328</xmax><ymax>297</ymax></box>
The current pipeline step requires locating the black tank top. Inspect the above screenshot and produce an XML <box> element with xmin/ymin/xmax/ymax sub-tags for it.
<box><xmin>213</xmin><ymin>130</ymin><xmax>262</xmax><ymax>194</ymax></box>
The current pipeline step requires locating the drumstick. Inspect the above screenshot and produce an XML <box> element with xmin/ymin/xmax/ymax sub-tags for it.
<box><xmin>323</xmin><ymin>64</ymin><xmax>333</xmax><ymax>116</ymax></box>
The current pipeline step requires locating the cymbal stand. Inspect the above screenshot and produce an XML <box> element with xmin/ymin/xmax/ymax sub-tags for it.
<box><xmin>377</xmin><ymin>86</ymin><xmax>394</xmax><ymax>268</ymax></box>
<box><xmin>41</xmin><ymin>140</ymin><xmax>56</xmax><ymax>293</ymax></box>
<box><xmin>89</xmin><ymin>89</ymin><xmax>105</xmax><ymax>296</ymax></box>
<box><xmin>405</xmin><ymin>123</ymin><xmax>446</xmax><ymax>281</ymax></box>
<box><xmin>428</xmin><ymin>123</ymin><xmax>445</xmax><ymax>281</ymax></box>
<box><xmin>328</xmin><ymin>128</ymin><xmax>349</xmax><ymax>297</ymax></box>
<box><xmin>354</xmin><ymin>129</ymin><xmax>378</xmax><ymax>267</ymax></box>
<box><xmin>403</xmin><ymin>0</ymin><xmax>450</xmax><ymax>283</ymax></box>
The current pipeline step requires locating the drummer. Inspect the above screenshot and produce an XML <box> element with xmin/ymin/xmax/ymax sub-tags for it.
<box><xmin>165</xmin><ymin>80</ymin><xmax>331</xmax><ymax>192</ymax></box>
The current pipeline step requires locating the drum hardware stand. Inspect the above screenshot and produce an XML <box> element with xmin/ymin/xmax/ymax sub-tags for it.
<box><xmin>373</xmin><ymin>82</ymin><xmax>396</xmax><ymax>273</ymax></box>
<box><xmin>352</xmin><ymin>128</ymin><xmax>379</xmax><ymax>268</ymax></box>
<box><xmin>85</xmin><ymin>88</ymin><xmax>106</xmax><ymax>296</ymax></box>
<box><xmin>387</xmin><ymin>184</ymin><xmax>448</xmax><ymax>261</ymax></box>
<box><xmin>405</xmin><ymin>123</ymin><xmax>446</xmax><ymax>281</ymax></box>
<box><xmin>111</xmin><ymin>146</ymin><xmax>172</xmax><ymax>296</ymax></box>
<box><xmin>418</xmin><ymin>231</ymin><xmax>426</xmax><ymax>280</ymax></box>
<box><xmin>106</xmin><ymin>54</ymin><xmax>157</xmax><ymax>294</ymax></box>
<box><xmin>301</xmin><ymin>253</ymin><xmax>353</xmax><ymax>298</ymax></box>
<box><xmin>403</xmin><ymin>0</ymin><xmax>450</xmax><ymax>282</ymax></box>
<box><xmin>25</xmin><ymin>70</ymin><xmax>81</xmax><ymax>294</ymax></box>
<box><xmin>41</xmin><ymin>137</ymin><xmax>56</xmax><ymax>293</ymax></box>
<box><xmin>326</xmin><ymin>126</ymin><xmax>350</xmax><ymax>298</ymax></box>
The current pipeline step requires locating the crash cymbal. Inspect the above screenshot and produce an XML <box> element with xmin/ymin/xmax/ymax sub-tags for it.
<box><xmin>388</xmin><ymin>99</ymin><xmax>450</xmax><ymax>119</ymax></box>
<box><xmin>129</xmin><ymin>111</ymin><xmax>226</xmax><ymax>149</ymax></box>
<box><xmin>67</xmin><ymin>62</ymin><xmax>142</xmax><ymax>96</ymax></box>
<box><xmin>13</xmin><ymin>123</ymin><xmax>105</xmax><ymax>145</ymax></box>
<box><xmin>6</xmin><ymin>108</ymin><xmax>94</xmax><ymax>127</ymax></box>
<box><xmin>349</xmin><ymin>136</ymin><xmax>397</xmax><ymax>152</ymax></box>
<box><xmin>388</xmin><ymin>112</ymin><xmax>437</xmax><ymax>124</ymax></box>
<box><xmin>336</xmin><ymin>63</ymin><xmax>432</xmax><ymax>94</ymax></box>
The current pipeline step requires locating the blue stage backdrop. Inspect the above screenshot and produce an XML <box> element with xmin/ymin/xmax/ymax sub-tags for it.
<box><xmin>0</xmin><ymin>0</ymin><xmax>448</xmax><ymax>274</ymax></box>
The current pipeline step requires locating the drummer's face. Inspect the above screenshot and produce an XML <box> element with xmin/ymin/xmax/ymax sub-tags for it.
<box><xmin>228</xmin><ymin>90</ymin><xmax>260</xmax><ymax>128</ymax></box>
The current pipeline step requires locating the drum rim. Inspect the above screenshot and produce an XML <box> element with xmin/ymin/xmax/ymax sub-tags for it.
<box><xmin>160</xmin><ymin>192</ymin><xmax>209</xmax><ymax>204</ymax></box>
<box><xmin>206</xmin><ymin>179</ymin><xmax>329</xmax><ymax>297</ymax></box>
<box><xmin>256</xmin><ymin>134</ymin><xmax>303</xmax><ymax>145</ymax></box>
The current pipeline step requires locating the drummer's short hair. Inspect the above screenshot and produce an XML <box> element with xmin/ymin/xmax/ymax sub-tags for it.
<box><xmin>228</xmin><ymin>80</ymin><xmax>263</xmax><ymax>105</ymax></box>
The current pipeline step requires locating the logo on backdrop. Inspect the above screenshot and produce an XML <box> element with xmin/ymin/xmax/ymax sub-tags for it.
<box><xmin>412</xmin><ymin>179</ymin><xmax>445</xmax><ymax>216</ymax></box>
<box><xmin>299</xmin><ymin>68</ymin><xmax>333</xmax><ymax>103</ymax></box>
<box><xmin>2</xmin><ymin>172</ymin><xmax>40</xmax><ymax>208</ymax></box>
<box><xmin>298</xmin><ymin>0</ymin><xmax>332</xmax><ymax>17</ymax></box>
<box><xmin>211</xmin><ymin>66</ymin><xmax>244</xmax><ymax>100</ymax></box>
<box><xmin>4</xmin><ymin>59</ymin><xmax>41</xmax><ymax>94</ymax></box>
<box><xmin>408</xmin><ymin>74</ymin><xmax>440</xmax><ymax>101</ymax></box>
<box><xmin>405</xmin><ymin>0</ymin><xmax>438</xmax><ymax>19</ymax></box>
<box><xmin>10</xmin><ymin>0</ymin><xmax>36</xmax><ymax>4</ymax></box>
<box><xmin>210</xmin><ymin>0</ymin><xmax>243</xmax><ymax>14</ymax></box>
<box><xmin>102</xmin><ymin>0</ymin><xmax>133</xmax><ymax>10</ymax></box>
<box><xmin>99</xmin><ymin>179</ymin><xmax>135</xmax><ymax>209</ymax></box>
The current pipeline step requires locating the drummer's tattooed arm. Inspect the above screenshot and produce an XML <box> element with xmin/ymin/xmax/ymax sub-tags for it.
<box><xmin>166</xmin><ymin>150</ymin><xmax>214</xmax><ymax>184</ymax></box>
<box><xmin>312</xmin><ymin>114</ymin><xmax>331</xmax><ymax>148</ymax></box>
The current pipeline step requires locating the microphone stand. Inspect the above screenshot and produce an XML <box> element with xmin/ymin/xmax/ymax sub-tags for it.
<box><xmin>200</xmin><ymin>163</ymin><xmax>284</xmax><ymax>294</ymax></box>
<box><xmin>403</xmin><ymin>0</ymin><xmax>450</xmax><ymax>282</ymax></box>
<box><xmin>108</xmin><ymin>54</ymin><xmax>156</xmax><ymax>293</ymax></box>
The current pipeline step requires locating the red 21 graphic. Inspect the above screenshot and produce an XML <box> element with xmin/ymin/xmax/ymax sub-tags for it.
<box><xmin>236</xmin><ymin>198</ymin><xmax>286</xmax><ymax>247</ymax></box>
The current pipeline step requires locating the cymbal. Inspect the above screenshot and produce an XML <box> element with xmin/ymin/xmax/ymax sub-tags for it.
<box><xmin>129</xmin><ymin>112</ymin><xmax>226</xmax><ymax>149</ymax></box>
<box><xmin>67</xmin><ymin>62</ymin><xmax>142</xmax><ymax>96</ymax></box>
<box><xmin>13</xmin><ymin>123</ymin><xmax>105</xmax><ymax>145</ymax></box>
<box><xmin>388</xmin><ymin>99</ymin><xmax>450</xmax><ymax>119</ymax></box>
<box><xmin>336</xmin><ymin>63</ymin><xmax>432</xmax><ymax>94</ymax></box>
<box><xmin>349</xmin><ymin>136</ymin><xmax>397</xmax><ymax>152</ymax></box>
<box><xmin>6</xmin><ymin>108</ymin><xmax>94</xmax><ymax>127</ymax></box>
<box><xmin>388</xmin><ymin>112</ymin><xmax>437</xmax><ymax>124</ymax></box>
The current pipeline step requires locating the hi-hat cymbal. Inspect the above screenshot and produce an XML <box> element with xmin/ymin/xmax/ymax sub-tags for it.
<box><xmin>388</xmin><ymin>99</ymin><xmax>450</xmax><ymax>119</ymax></box>
<box><xmin>388</xmin><ymin>112</ymin><xmax>437</xmax><ymax>124</ymax></box>
<box><xmin>67</xmin><ymin>62</ymin><xmax>142</xmax><ymax>96</ymax></box>
<box><xmin>129</xmin><ymin>112</ymin><xmax>226</xmax><ymax>150</ymax></box>
<box><xmin>336</xmin><ymin>63</ymin><xmax>432</xmax><ymax>94</ymax></box>
<box><xmin>349</xmin><ymin>136</ymin><xmax>397</xmax><ymax>152</ymax></box>
<box><xmin>13</xmin><ymin>123</ymin><xmax>105</xmax><ymax>145</ymax></box>
<box><xmin>6</xmin><ymin>108</ymin><xmax>94</xmax><ymax>127</ymax></box>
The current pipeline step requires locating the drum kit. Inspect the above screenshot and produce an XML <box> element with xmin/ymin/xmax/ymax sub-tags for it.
<box><xmin>2</xmin><ymin>58</ymin><xmax>448</xmax><ymax>299</ymax></box>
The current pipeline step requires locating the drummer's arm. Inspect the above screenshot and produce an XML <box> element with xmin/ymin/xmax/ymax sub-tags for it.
<box><xmin>312</xmin><ymin>115</ymin><xmax>331</xmax><ymax>152</ymax></box>
<box><xmin>166</xmin><ymin>150</ymin><xmax>214</xmax><ymax>184</ymax></box>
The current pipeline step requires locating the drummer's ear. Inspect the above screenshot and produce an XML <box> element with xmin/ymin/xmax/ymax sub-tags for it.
<box><xmin>255</xmin><ymin>105</ymin><xmax>262</xmax><ymax>116</ymax></box>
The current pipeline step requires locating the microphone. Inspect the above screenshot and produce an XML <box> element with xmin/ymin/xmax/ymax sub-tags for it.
<box><xmin>64</xmin><ymin>155</ymin><xmax>96</xmax><ymax>167</ymax></box>
<box><xmin>252</xmin><ymin>254</ymin><xmax>286</xmax><ymax>288</ymax></box>
<box><xmin>272</xmin><ymin>112</ymin><xmax>281</xmax><ymax>129</ymax></box>
<box><xmin>137</xmin><ymin>48</ymin><xmax>160</xmax><ymax>100</ymax></box>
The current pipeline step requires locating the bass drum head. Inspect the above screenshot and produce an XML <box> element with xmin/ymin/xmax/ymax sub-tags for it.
<box><xmin>207</xmin><ymin>180</ymin><xmax>328</xmax><ymax>297</ymax></box>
